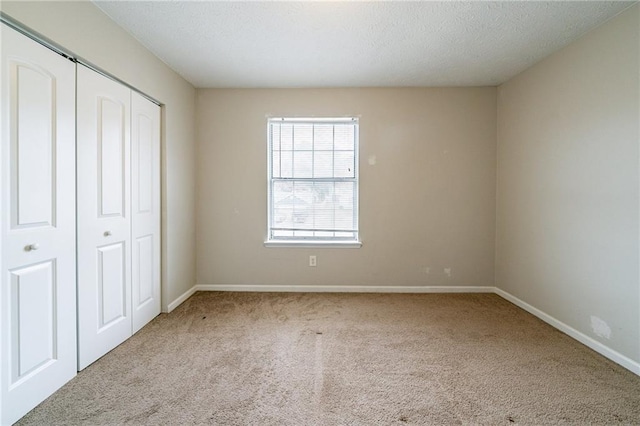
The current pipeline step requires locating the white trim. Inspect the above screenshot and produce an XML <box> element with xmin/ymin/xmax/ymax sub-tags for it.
<box><xmin>494</xmin><ymin>288</ymin><xmax>640</xmax><ymax>376</ymax></box>
<box><xmin>269</xmin><ymin>117</ymin><xmax>357</xmax><ymax>124</ymax></box>
<box><xmin>264</xmin><ymin>241</ymin><xmax>362</xmax><ymax>248</ymax></box>
<box><xmin>194</xmin><ymin>284</ymin><xmax>494</xmax><ymax>293</ymax></box>
<box><xmin>165</xmin><ymin>285</ymin><xmax>197</xmax><ymax>313</ymax></box>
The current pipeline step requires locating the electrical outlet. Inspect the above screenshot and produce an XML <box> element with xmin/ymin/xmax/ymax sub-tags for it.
<box><xmin>309</xmin><ymin>255</ymin><xmax>317</xmax><ymax>267</ymax></box>
<box><xmin>444</xmin><ymin>268</ymin><xmax>451</xmax><ymax>277</ymax></box>
<box><xmin>425</xmin><ymin>267</ymin><xmax>431</xmax><ymax>275</ymax></box>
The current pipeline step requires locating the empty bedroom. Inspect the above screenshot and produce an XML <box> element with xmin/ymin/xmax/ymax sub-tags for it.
<box><xmin>0</xmin><ymin>0</ymin><xmax>639</xmax><ymax>424</ymax></box>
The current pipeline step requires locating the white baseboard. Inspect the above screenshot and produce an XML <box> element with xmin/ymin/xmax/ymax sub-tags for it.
<box><xmin>165</xmin><ymin>285</ymin><xmax>197</xmax><ymax>313</ymax></box>
<box><xmin>494</xmin><ymin>288</ymin><xmax>640</xmax><ymax>376</ymax></box>
<box><xmin>165</xmin><ymin>283</ymin><xmax>639</xmax><ymax>376</ymax></box>
<box><xmin>194</xmin><ymin>284</ymin><xmax>495</xmax><ymax>293</ymax></box>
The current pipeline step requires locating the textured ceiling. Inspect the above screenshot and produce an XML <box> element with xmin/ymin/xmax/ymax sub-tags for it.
<box><xmin>93</xmin><ymin>1</ymin><xmax>635</xmax><ymax>88</ymax></box>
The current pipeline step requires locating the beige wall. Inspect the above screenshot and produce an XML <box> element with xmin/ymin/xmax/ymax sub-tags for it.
<box><xmin>196</xmin><ymin>88</ymin><xmax>497</xmax><ymax>288</ymax></box>
<box><xmin>0</xmin><ymin>1</ymin><xmax>198</xmax><ymax>309</ymax></box>
<box><xmin>496</xmin><ymin>4</ymin><xmax>640</xmax><ymax>363</ymax></box>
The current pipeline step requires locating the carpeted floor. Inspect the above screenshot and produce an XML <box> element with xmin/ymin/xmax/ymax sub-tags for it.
<box><xmin>17</xmin><ymin>292</ymin><xmax>640</xmax><ymax>425</ymax></box>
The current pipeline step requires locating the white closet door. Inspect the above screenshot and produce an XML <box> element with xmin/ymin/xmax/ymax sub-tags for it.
<box><xmin>0</xmin><ymin>25</ymin><xmax>77</xmax><ymax>425</ymax></box>
<box><xmin>77</xmin><ymin>65</ymin><xmax>132</xmax><ymax>371</ymax></box>
<box><xmin>131</xmin><ymin>92</ymin><xmax>161</xmax><ymax>333</ymax></box>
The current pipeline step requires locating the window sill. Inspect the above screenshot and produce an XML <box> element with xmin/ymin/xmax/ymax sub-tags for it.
<box><xmin>264</xmin><ymin>240</ymin><xmax>362</xmax><ymax>249</ymax></box>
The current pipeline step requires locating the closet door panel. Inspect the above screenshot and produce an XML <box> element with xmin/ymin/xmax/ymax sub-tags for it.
<box><xmin>135</xmin><ymin>236</ymin><xmax>153</xmax><ymax>305</ymax></box>
<box><xmin>1</xmin><ymin>24</ymin><xmax>77</xmax><ymax>425</ymax></box>
<box><xmin>14</xmin><ymin>65</ymin><xmax>55</xmax><ymax>226</ymax></box>
<box><xmin>99</xmin><ymin>98</ymin><xmax>127</xmax><ymax>216</ymax></box>
<box><xmin>131</xmin><ymin>93</ymin><xmax>160</xmax><ymax>334</ymax></box>
<box><xmin>11</xmin><ymin>260</ymin><xmax>56</xmax><ymax>376</ymax></box>
<box><xmin>97</xmin><ymin>243</ymin><xmax>126</xmax><ymax>327</ymax></box>
<box><xmin>77</xmin><ymin>65</ymin><xmax>131</xmax><ymax>371</ymax></box>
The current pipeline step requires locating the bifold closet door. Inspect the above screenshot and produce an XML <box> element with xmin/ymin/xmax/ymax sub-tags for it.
<box><xmin>77</xmin><ymin>65</ymin><xmax>132</xmax><ymax>371</ymax></box>
<box><xmin>131</xmin><ymin>92</ymin><xmax>161</xmax><ymax>334</ymax></box>
<box><xmin>0</xmin><ymin>25</ymin><xmax>77</xmax><ymax>425</ymax></box>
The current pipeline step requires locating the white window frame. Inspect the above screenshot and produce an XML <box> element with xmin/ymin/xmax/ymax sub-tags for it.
<box><xmin>265</xmin><ymin>117</ymin><xmax>361</xmax><ymax>248</ymax></box>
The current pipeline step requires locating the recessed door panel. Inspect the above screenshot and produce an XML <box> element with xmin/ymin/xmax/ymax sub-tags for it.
<box><xmin>98</xmin><ymin>243</ymin><xmax>126</xmax><ymax>328</ymax></box>
<box><xmin>13</xmin><ymin>63</ymin><xmax>55</xmax><ymax>228</ymax></box>
<box><xmin>135</xmin><ymin>236</ymin><xmax>153</xmax><ymax>307</ymax></box>
<box><xmin>136</xmin><ymin>114</ymin><xmax>153</xmax><ymax>214</ymax></box>
<box><xmin>77</xmin><ymin>64</ymin><xmax>131</xmax><ymax>371</ymax></box>
<box><xmin>11</xmin><ymin>260</ymin><xmax>56</xmax><ymax>381</ymax></box>
<box><xmin>99</xmin><ymin>97</ymin><xmax>125</xmax><ymax>218</ymax></box>
<box><xmin>1</xmin><ymin>24</ymin><xmax>77</xmax><ymax>426</ymax></box>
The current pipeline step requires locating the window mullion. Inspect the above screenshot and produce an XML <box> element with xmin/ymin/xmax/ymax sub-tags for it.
<box><xmin>312</xmin><ymin>124</ymin><xmax>315</xmax><ymax>237</ymax></box>
<box><xmin>292</xmin><ymin>124</ymin><xmax>295</xmax><ymax>179</ymax></box>
<box><xmin>278</xmin><ymin>123</ymin><xmax>282</xmax><ymax>178</ymax></box>
<box><xmin>332</xmin><ymin>125</ymin><xmax>336</xmax><ymax>238</ymax></box>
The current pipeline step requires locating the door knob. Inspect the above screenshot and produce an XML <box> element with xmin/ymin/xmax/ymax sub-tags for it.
<box><xmin>25</xmin><ymin>243</ymin><xmax>39</xmax><ymax>251</ymax></box>
<box><xmin>104</xmin><ymin>231</ymin><xmax>112</xmax><ymax>237</ymax></box>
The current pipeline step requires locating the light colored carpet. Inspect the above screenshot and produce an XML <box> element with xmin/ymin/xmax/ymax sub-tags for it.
<box><xmin>17</xmin><ymin>292</ymin><xmax>640</xmax><ymax>425</ymax></box>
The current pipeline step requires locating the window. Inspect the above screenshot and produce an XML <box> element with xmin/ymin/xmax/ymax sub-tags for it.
<box><xmin>267</xmin><ymin>117</ymin><xmax>360</xmax><ymax>246</ymax></box>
